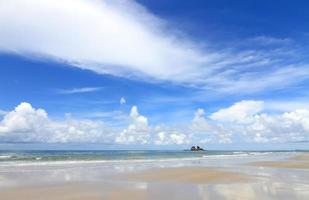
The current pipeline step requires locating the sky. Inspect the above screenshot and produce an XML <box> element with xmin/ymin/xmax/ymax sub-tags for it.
<box><xmin>0</xmin><ymin>0</ymin><xmax>309</xmax><ymax>150</ymax></box>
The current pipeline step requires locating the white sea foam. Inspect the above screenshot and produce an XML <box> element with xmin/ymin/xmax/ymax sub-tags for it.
<box><xmin>0</xmin><ymin>151</ymin><xmax>296</xmax><ymax>167</ymax></box>
<box><xmin>202</xmin><ymin>152</ymin><xmax>274</xmax><ymax>158</ymax></box>
<box><xmin>0</xmin><ymin>155</ymin><xmax>12</xmax><ymax>159</ymax></box>
<box><xmin>0</xmin><ymin>157</ymin><xmax>204</xmax><ymax>167</ymax></box>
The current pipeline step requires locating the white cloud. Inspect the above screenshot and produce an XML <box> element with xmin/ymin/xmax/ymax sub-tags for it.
<box><xmin>0</xmin><ymin>101</ymin><xmax>308</xmax><ymax>145</ymax></box>
<box><xmin>154</xmin><ymin>131</ymin><xmax>166</xmax><ymax>145</ymax></box>
<box><xmin>190</xmin><ymin>108</ymin><xmax>233</xmax><ymax>144</ymax></box>
<box><xmin>128</xmin><ymin>106</ymin><xmax>149</xmax><ymax>132</ymax></box>
<box><xmin>211</xmin><ymin>65</ymin><xmax>309</xmax><ymax>94</ymax></box>
<box><xmin>241</xmin><ymin>109</ymin><xmax>309</xmax><ymax>143</ymax></box>
<box><xmin>0</xmin><ymin>102</ymin><xmax>188</xmax><ymax>145</ymax></box>
<box><xmin>170</xmin><ymin>133</ymin><xmax>187</xmax><ymax>145</ymax></box>
<box><xmin>115</xmin><ymin>106</ymin><xmax>190</xmax><ymax>145</ymax></box>
<box><xmin>192</xmin><ymin>101</ymin><xmax>309</xmax><ymax>144</ymax></box>
<box><xmin>57</xmin><ymin>87</ymin><xmax>102</xmax><ymax>94</ymax></box>
<box><xmin>191</xmin><ymin>108</ymin><xmax>211</xmax><ymax>132</ymax></box>
<box><xmin>0</xmin><ymin>0</ymin><xmax>308</xmax><ymax>94</ymax></box>
<box><xmin>120</xmin><ymin>97</ymin><xmax>126</xmax><ymax>105</ymax></box>
<box><xmin>210</xmin><ymin>100</ymin><xmax>264</xmax><ymax>124</ymax></box>
<box><xmin>115</xmin><ymin>106</ymin><xmax>149</xmax><ymax>144</ymax></box>
<box><xmin>0</xmin><ymin>102</ymin><xmax>49</xmax><ymax>135</ymax></box>
<box><xmin>248</xmin><ymin>36</ymin><xmax>292</xmax><ymax>46</ymax></box>
<box><xmin>0</xmin><ymin>102</ymin><xmax>115</xmax><ymax>143</ymax></box>
<box><xmin>0</xmin><ymin>0</ymin><xmax>206</xmax><ymax>83</ymax></box>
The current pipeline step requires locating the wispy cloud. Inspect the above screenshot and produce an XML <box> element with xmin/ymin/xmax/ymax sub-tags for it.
<box><xmin>0</xmin><ymin>0</ymin><xmax>308</xmax><ymax>94</ymax></box>
<box><xmin>247</xmin><ymin>36</ymin><xmax>292</xmax><ymax>46</ymax></box>
<box><xmin>57</xmin><ymin>87</ymin><xmax>102</xmax><ymax>94</ymax></box>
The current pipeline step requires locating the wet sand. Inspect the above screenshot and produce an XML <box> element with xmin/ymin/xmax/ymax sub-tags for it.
<box><xmin>121</xmin><ymin>167</ymin><xmax>250</xmax><ymax>184</ymax></box>
<box><xmin>248</xmin><ymin>161</ymin><xmax>309</xmax><ymax>169</ymax></box>
<box><xmin>1</xmin><ymin>152</ymin><xmax>309</xmax><ymax>200</ymax></box>
<box><xmin>247</xmin><ymin>153</ymin><xmax>309</xmax><ymax>169</ymax></box>
<box><xmin>290</xmin><ymin>153</ymin><xmax>309</xmax><ymax>161</ymax></box>
<box><xmin>0</xmin><ymin>184</ymin><xmax>103</xmax><ymax>200</ymax></box>
<box><xmin>0</xmin><ymin>167</ymin><xmax>251</xmax><ymax>200</ymax></box>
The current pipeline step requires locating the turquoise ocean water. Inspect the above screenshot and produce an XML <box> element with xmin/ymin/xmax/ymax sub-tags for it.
<box><xmin>0</xmin><ymin>150</ymin><xmax>305</xmax><ymax>163</ymax></box>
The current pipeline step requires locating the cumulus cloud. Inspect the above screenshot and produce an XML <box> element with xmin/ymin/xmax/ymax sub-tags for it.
<box><xmin>0</xmin><ymin>102</ymin><xmax>49</xmax><ymax>136</ymax></box>
<box><xmin>0</xmin><ymin>102</ymin><xmax>189</xmax><ymax>145</ymax></box>
<box><xmin>153</xmin><ymin>127</ymin><xmax>189</xmax><ymax>145</ymax></box>
<box><xmin>154</xmin><ymin>131</ymin><xmax>166</xmax><ymax>145</ymax></box>
<box><xmin>192</xmin><ymin>101</ymin><xmax>309</xmax><ymax>144</ymax></box>
<box><xmin>0</xmin><ymin>101</ymin><xmax>308</xmax><ymax>145</ymax></box>
<box><xmin>210</xmin><ymin>100</ymin><xmax>264</xmax><ymax>124</ymax></box>
<box><xmin>0</xmin><ymin>102</ymin><xmax>115</xmax><ymax>143</ymax></box>
<box><xmin>115</xmin><ymin>106</ymin><xmax>150</xmax><ymax>144</ymax></box>
<box><xmin>170</xmin><ymin>133</ymin><xmax>187</xmax><ymax>145</ymax></box>
<box><xmin>190</xmin><ymin>108</ymin><xmax>233</xmax><ymax>144</ymax></box>
<box><xmin>244</xmin><ymin>109</ymin><xmax>309</xmax><ymax>143</ymax></box>
<box><xmin>115</xmin><ymin>106</ymin><xmax>189</xmax><ymax>145</ymax></box>
<box><xmin>0</xmin><ymin>0</ymin><xmax>308</xmax><ymax>93</ymax></box>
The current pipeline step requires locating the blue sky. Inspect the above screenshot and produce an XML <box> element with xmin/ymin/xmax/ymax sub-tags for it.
<box><xmin>0</xmin><ymin>0</ymin><xmax>309</xmax><ymax>149</ymax></box>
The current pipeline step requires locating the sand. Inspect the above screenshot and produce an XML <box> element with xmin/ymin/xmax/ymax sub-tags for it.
<box><xmin>0</xmin><ymin>184</ymin><xmax>103</xmax><ymax>200</ymax></box>
<box><xmin>0</xmin><ymin>167</ymin><xmax>251</xmax><ymax>200</ymax></box>
<box><xmin>105</xmin><ymin>189</ymin><xmax>149</xmax><ymax>200</ymax></box>
<box><xmin>247</xmin><ymin>153</ymin><xmax>309</xmax><ymax>169</ymax></box>
<box><xmin>0</xmin><ymin>184</ymin><xmax>153</xmax><ymax>200</ymax></box>
<box><xmin>290</xmin><ymin>152</ymin><xmax>309</xmax><ymax>161</ymax></box>
<box><xmin>1</xmin><ymin>153</ymin><xmax>309</xmax><ymax>200</ymax></box>
<box><xmin>247</xmin><ymin>161</ymin><xmax>309</xmax><ymax>169</ymax></box>
<box><xmin>0</xmin><ymin>185</ymin><xmax>157</xmax><ymax>200</ymax></box>
<box><xmin>120</xmin><ymin>167</ymin><xmax>251</xmax><ymax>184</ymax></box>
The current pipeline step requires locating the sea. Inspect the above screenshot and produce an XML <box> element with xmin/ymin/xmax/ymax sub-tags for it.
<box><xmin>0</xmin><ymin>150</ymin><xmax>305</xmax><ymax>166</ymax></box>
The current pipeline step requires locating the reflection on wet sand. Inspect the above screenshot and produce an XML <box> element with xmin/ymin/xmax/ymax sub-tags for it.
<box><xmin>247</xmin><ymin>153</ymin><xmax>309</xmax><ymax>169</ymax></box>
<box><xmin>0</xmin><ymin>152</ymin><xmax>308</xmax><ymax>200</ymax></box>
<box><xmin>248</xmin><ymin>161</ymin><xmax>309</xmax><ymax>169</ymax></box>
<box><xmin>119</xmin><ymin>167</ymin><xmax>250</xmax><ymax>184</ymax></box>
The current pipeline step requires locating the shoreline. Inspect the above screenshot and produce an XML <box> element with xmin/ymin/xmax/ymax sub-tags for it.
<box><xmin>0</xmin><ymin>150</ymin><xmax>298</xmax><ymax>167</ymax></box>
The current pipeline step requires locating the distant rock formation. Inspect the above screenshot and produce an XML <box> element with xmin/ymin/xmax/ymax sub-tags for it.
<box><xmin>190</xmin><ymin>146</ymin><xmax>204</xmax><ymax>151</ymax></box>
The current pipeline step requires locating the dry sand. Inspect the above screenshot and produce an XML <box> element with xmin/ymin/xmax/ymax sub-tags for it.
<box><xmin>120</xmin><ymin>167</ymin><xmax>251</xmax><ymax>184</ymax></box>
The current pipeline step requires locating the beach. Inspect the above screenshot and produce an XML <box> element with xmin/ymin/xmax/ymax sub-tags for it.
<box><xmin>0</xmin><ymin>151</ymin><xmax>308</xmax><ymax>200</ymax></box>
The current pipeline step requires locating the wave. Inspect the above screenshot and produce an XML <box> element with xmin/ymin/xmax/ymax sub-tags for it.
<box><xmin>0</xmin><ymin>151</ymin><xmax>294</xmax><ymax>167</ymax></box>
<box><xmin>202</xmin><ymin>152</ymin><xmax>273</xmax><ymax>158</ymax></box>
<box><xmin>0</xmin><ymin>155</ymin><xmax>12</xmax><ymax>159</ymax></box>
<box><xmin>0</xmin><ymin>156</ymin><xmax>206</xmax><ymax>167</ymax></box>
